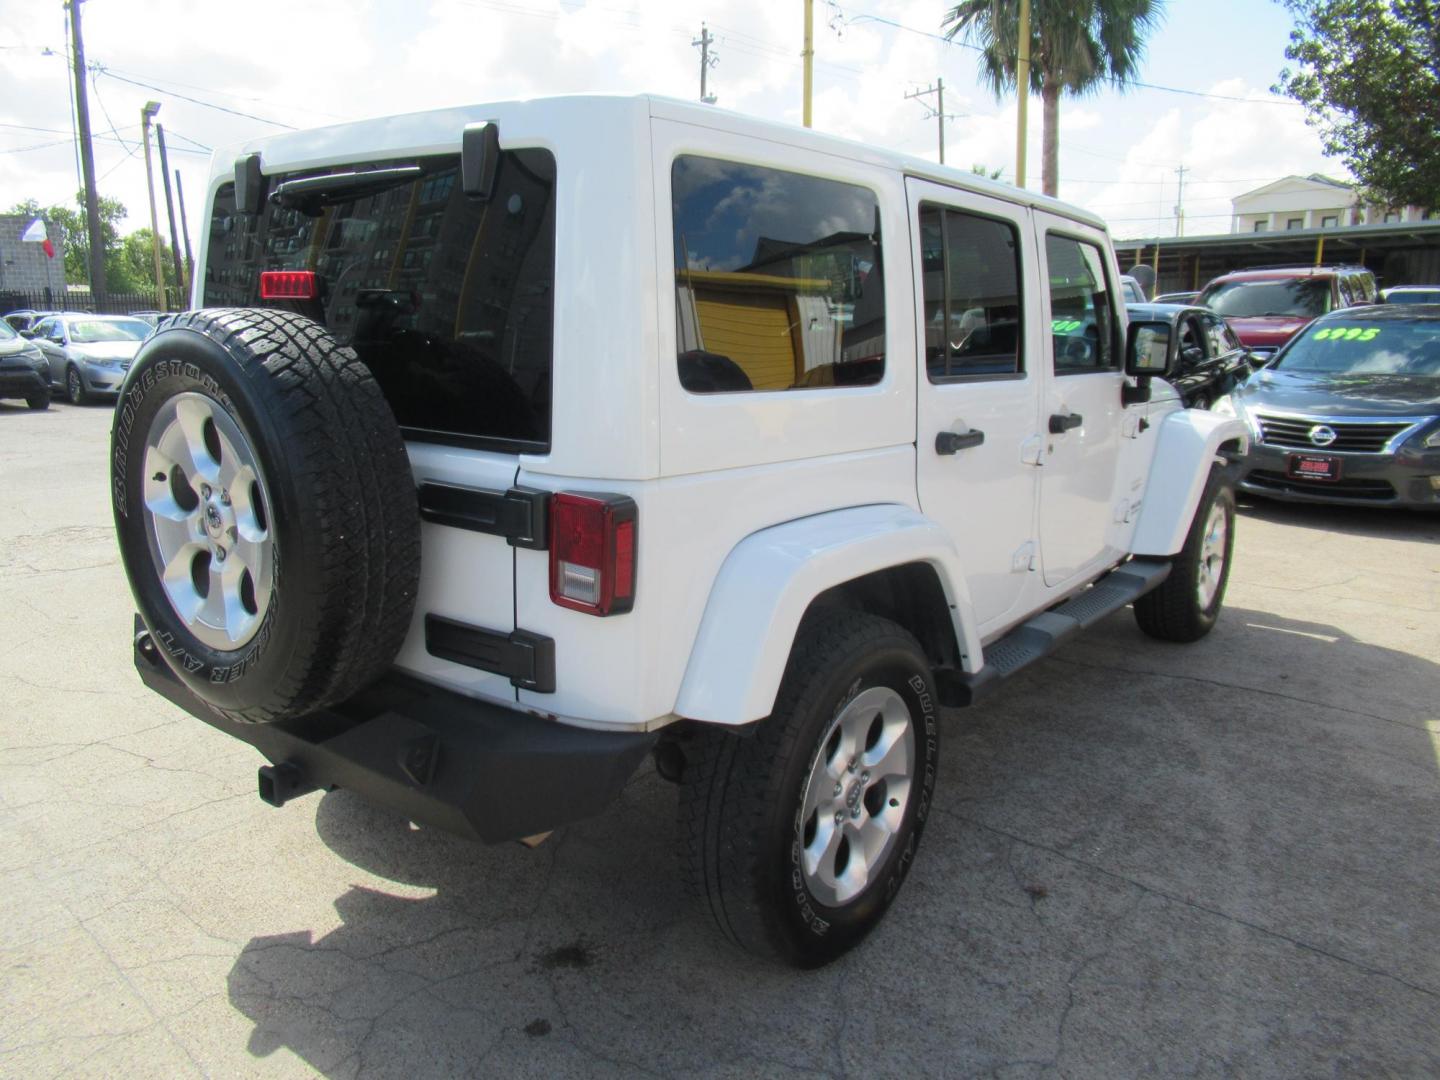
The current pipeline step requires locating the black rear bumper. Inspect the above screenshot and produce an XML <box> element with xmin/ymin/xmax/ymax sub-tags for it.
<box><xmin>133</xmin><ymin>621</ymin><xmax>656</xmax><ymax>843</ymax></box>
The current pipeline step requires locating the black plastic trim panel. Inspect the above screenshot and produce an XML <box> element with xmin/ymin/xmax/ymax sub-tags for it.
<box><xmin>425</xmin><ymin>614</ymin><xmax>556</xmax><ymax>693</ymax></box>
<box><xmin>417</xmin><ymin>482</ymin><xmax>548</xmax><ymax>549</ymax></box>
<box><xmin>132</xmin><ymin>616</ymin><xmax>651</xmax><ymax>844</ymax></box>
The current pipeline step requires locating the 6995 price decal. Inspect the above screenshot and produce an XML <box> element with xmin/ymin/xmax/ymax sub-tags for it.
<box><xmin>1310</xmin><ymin>326</ymin><xmax>1380</xmax><ymax>342</ymax></box>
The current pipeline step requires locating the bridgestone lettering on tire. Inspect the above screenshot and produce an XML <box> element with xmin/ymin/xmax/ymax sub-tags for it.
<box><xmin>679</xmin><ymin>610</ymin><xmax>939</xmax><ymax>967</ymax></box>
<box><xmin>111</xmin><ymin>308</ymin><xmax>421</xmax><ymax>724</ymax></box>
<box><xmin>1134</xmin><ymin>467</ymin><xmax>1235</xmax><ymax>643</ymax></box>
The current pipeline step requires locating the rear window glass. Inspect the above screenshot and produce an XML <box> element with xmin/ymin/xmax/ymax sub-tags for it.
<box><xmin>204</xmin><ymin>149</ymin><xmax>556</xmax><ymax>449</ymax></box>
<box><xmin>1200</xmin><ymin>278</ymin><xmax>1331</xmax><ymax>319</ymax></box>
<box><xmin>672</xmin><ymin>155</ymin><xmax>884</xmax><ymax>393</ymax></box>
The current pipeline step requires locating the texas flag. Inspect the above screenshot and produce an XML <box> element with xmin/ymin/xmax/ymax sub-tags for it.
<box><xmin>21</xmin><ymin>218</ymin><xmax>55</xmax><ymax>259</ymax></box>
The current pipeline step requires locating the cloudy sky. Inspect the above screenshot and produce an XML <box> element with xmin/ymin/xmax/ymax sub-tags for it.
<box><xmin>0</xmin><ymin>0</ymin><xmax>1336</xmax><ymax>250</ymax></box>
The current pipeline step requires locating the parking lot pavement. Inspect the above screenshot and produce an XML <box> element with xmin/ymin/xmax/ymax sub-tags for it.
<box><xmin>2</xmin><ymin>398</ymin><xmax>1437</xmax><ymax>1079</ymax></box>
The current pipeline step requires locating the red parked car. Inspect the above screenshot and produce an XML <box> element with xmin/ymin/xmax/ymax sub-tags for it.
<box><xmin>1197</xmin><ymin>266</ymin><xmax>1377</xmax><ymax>363</ymax></box>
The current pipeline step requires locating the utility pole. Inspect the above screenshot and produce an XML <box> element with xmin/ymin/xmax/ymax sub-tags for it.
<box><xmin>802</xmin><ymin>0</ymin><xmax>814</xmax><ymax>128</ymax></box>
<box><xmin>693</xmin><ymin>23</ymin><xmax>718</xmax><ymax>104</ymax></box>
<box><xmin>1015</xmin><ymin>0</ymin><xmax>1031</xmax><ymax>188</ymax></box>
<box><xmin>66</xmin><ymin>0</ymin><xmax>107</xmax><ymax>305</ymax></box>
<box><xmin>905</xmin><ymin>79</ymin><xmax>953</xmax><ymax>164</ymax></box>
<box><xmin>141</xmin><ymin>101</ymin><xmax>167</xmax><ymax>310</ymax></box>
<box><xmin>175</xmin><ymin>169</ymin><xmax>194</xmax><ymax>300</ymax></box>
<box><xmin>156</xmin><ymin>125</ymin><xmax>186</xmax><ymax>295</ymax></box>
<box><xmin>1173</xmin><ymin>163</ymin><xmax>1188</xmax><ymax>237</ymax></box>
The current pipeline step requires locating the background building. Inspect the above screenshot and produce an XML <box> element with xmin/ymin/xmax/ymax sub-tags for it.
<box><xmin>1231</xmin><ymin>175</ymin><xmax>1433</xmax><ymax>234</ymax></box>
<box><xmin>0</xmin><ymin>215</ymin><xmax>67</xmax><ymax>308</ymax></box>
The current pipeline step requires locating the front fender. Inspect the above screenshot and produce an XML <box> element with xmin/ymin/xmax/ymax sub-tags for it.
<box><xmin>673</xmin><ymin>504</ymin><xmax>979</xmax><ymax>727</ymax></box>
<box><xmin>1130</xmin><ymin>408</ymin><xmax>1248</xmax><ymax>557</ymax></box>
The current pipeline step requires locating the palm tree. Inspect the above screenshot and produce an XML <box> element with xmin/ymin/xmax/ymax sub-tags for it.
<box><xmin>943</xmin><ymin>0</ymin><xmax>1164</xmax><ymax>197</ymax></box>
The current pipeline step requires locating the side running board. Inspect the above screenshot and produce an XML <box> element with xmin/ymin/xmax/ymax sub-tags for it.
<box><xmin>936</xmin><ymin>558</ymin><xmax>1171</xmax><ymax>708</ymax></box>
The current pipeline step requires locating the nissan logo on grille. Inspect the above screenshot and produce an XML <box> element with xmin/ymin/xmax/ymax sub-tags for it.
<box><xmin>1308</xmin><ymin>424</ymin><xmax>1338</xmax><ymax>448</ymax></box>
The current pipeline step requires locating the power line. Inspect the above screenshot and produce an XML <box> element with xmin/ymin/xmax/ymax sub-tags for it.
<box><xmin>94</xmin><ymin>68</ymin><xmax>297</xmax><ymax>129</ymax></box>
<box><xmin>95</xmin><ymin>65</ymin><xmax>348</xmax><ymax>121</ymax></box>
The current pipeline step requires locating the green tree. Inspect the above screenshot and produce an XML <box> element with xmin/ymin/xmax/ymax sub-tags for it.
<box><xmin>943</xmin><ymin>0</ymin><xmax>1165</xmax><ymax>197</ymax></box>
<box><xmin>1276</xmin><ymin>0</ymin><xmax>1440</xmax><ymax>211</ymax></box>
<box><xmin>116</xmin><ymin>228</ymin><xmax>179</xmax><ymax>295</ymax></box>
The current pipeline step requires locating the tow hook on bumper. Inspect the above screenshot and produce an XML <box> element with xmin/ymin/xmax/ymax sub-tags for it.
<box><xmin>257</xmin><ymin>761</ymin><xmax>318</xmax><ymax>807</ymax></box>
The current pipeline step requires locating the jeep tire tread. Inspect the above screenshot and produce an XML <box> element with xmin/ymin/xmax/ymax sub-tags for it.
<box><xmin>1134</xmin><ymin>467</ymin><xmax>1235</xmax><ymax>643</ymax></box>
<box><xmin>678</xmin><ymin>610</ymin><xmax>939</xmax><ymax>967</ymax></box>
<box><xmin>111</xmin><ymin>308</ymin><xmax>421</xmax><ymax>723</ymax></box>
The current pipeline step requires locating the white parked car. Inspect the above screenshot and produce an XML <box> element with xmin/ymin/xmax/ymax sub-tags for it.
<box><xmin>111</xmin><ymin>95</ymin><xmax>1247</xmax><ymax>967</ymax></box>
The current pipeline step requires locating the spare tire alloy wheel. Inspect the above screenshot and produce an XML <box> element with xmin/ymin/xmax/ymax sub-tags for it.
<box><xmin>112</xmin><ymin>308</ymin><xmax>420</xmax><ymax>724</ymax></box>
<box><xmin>141</xmin><ymin>392</ymin><xmax>273</xmax><ymax>651</ymax></box>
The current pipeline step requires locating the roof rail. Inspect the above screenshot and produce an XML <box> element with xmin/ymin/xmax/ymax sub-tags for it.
<box><xmin>1228</xmin><ymin>263</ymin><xmax>1372</xmax><ymax>273</ymax></box>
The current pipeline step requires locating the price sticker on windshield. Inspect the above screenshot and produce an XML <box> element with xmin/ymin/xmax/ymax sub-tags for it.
<box><xmin>1310</xmin><ymin>326</ymin><xmax>1380</xmax><ymax>342</ymax></box>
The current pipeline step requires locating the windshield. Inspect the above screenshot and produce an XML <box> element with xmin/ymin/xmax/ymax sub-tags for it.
<box><xmin>0</xmin><ymin>320</ymin><xmax>15</xmax><ymax>341</ymax></box>
<box><xmin>68</xmin><ymin>318</ymin><xmax>150</xmax><ymax>343</ymax></box>
<box><xmin>1200</xmin><ymin>278</ymin><xmax>1331</xmax><ymax>319</ymax></box>
<box><xmin>1273</xmin><ymin>320</ymin><xmax>1440</xmax><ymax>375</ymax></box>
<box><xmin>1387</xmin><ymin>289</ymin><xmax>1440</xmax><ymax>305</ymax></box>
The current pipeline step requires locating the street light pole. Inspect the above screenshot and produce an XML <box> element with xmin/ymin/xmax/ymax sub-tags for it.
<box><xmin>802</xmin><ymin>0</ymin><xmax>814</xmax><ymax>128</ymax></box>
<box><xmin>1015</xmin><ymin>0</ymin><xmax>1032</xmax><ymax>189</ymax></box>
<box><xmin>141</xmin><ymin>101</ymin><xmax>166</xmax><ymax>310</ymax></box>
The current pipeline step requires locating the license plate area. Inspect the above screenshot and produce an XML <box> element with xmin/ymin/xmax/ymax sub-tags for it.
<box><xmin>1287</xmin><ymin>453</ymin><xmax>1342</xmax><ymax>482</ymax></box>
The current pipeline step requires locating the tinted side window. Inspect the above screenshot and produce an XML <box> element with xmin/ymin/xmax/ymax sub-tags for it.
<box><xmin>1203</xmin><ymin>313</ymin><xmax>1241</xmax><ymax>354</ymax></box>
<box><xmin>204</xmin><ymin>149</ymin><xmax>556</xmax><ymax>449</ymax></box>
<box><xmin>1045</xmin><ymin>234</ymin><xmax>1117</xmax><ymax>372</ymax></box>
<box><xmin>672</xmin><ymin>156</ymin><xmax>884</xmax><ymax>393</ymax></box>
<box><xmin>920</xmin><ymin>204</ymin><xmax>1023</xmax><ymax>380</ymax></box>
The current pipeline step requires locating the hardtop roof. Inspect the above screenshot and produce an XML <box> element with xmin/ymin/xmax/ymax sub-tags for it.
<box><xmin>210</xmin><ymin>92</ymin><xmax>1106</xmax><ymax>232</ymax></box>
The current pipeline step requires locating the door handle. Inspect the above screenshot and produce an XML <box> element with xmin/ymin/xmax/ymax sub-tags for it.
<box><xmin>1048</xmin><ymin>412</ymin><xmax>1083</xmax><ymax>434</ymax></box>
<box><xmin>935</xmin><ymin>429</ymin><xmax>985</xmax><ymax>455</ymax></box>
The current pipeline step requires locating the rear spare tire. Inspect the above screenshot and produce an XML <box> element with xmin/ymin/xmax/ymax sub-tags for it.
<box><xmin>111</xmin><ymin>308</ymin><xmax>420</xmax><ymax>723</ymax></box>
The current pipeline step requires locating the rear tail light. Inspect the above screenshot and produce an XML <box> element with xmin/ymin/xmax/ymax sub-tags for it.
<box><xmin>549</xmin><ymin>492</ymin><xmax>637</xmax><ymax>616</ymax></box>
<box><xmin>259</xmin><ymin>270</ymin><xmax>318</xmax><ymax>300</ymax></box>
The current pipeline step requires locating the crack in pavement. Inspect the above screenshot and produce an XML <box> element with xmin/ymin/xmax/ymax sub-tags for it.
<box><xmin>945</xmin><ymin>809</ymin><xmax>1439</xmax><ymax>1001</ymax></box>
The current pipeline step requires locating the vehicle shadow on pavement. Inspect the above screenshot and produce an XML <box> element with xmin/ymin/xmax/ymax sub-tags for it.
<box><xmin>224</xmin><ymin>603</ymin><xmax>1440</xmax><ymax>1078</ymax></box>
<box><xmin>1237</xmin><ymin>494</ymin><xmax>1440</xmax><ymax>541</ymax></box>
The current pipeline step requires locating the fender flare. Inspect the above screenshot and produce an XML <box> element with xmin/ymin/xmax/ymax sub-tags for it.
<box><xmin>673</xmin><ymin>504</ymin><xmax>980</xmax><ymax>727</ymax></box>
<box><xmin>1130</xmin><ymin>408</ymin><xmax>1249</xmax><ymax>557</ymax></box>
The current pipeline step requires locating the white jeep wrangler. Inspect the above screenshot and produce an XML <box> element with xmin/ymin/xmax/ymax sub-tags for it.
<box><xmin>111</xmin><ymin>95</ymin><xmax>1247</xmax><ymax>967</ymax></box>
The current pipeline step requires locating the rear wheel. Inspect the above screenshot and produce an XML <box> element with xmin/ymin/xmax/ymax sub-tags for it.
<box><xmin>1134</xmin><ymin>468</ymin><xmax>1235</xmax><ymax>643</ymax></box>
<box><xmin>679</xmin><ymin>610</ymin><xmax>939</xmax><ymax>967</ymax></box>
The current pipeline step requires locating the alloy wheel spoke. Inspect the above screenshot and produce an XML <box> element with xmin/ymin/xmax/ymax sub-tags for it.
<box><xmin>141</xmin><ymin>445</ymin><xmax>195</xmax><ymax>524</ymax></box>
<box><xmin>805</xmin><ymin>817</ymin><xmax>845</xmax><ymax>886</ymax></box>
<box><xmin>175</xmin><ymin>395</ymin><xmax>221</xmax><ymax>485</ymax></box>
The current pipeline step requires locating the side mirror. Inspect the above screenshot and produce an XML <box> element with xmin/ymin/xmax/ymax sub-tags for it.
<box><xmin>1180</xmin><ymin>344</ymin><xmax>1205</xmax><ymax>368</ymax></box>
<box><xmin>18</xmin><ymin>329</ymin><xmax>34</xmax><ymax>339</ymax></box>
<box><xmin>1125</xmin><ymin>320</ymin><xmax>1175</xmax><ymax>379</ymax></box>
